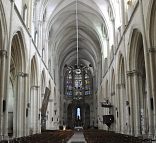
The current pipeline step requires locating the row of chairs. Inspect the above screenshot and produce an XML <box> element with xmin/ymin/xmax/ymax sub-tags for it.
<box><xmin>0</xmin><ymin>130</ymin><xmax>74</xmax><ymax>143</ymax></box>
<box><xmin>84</xmin><ymin>129</ymin><xmax>152</xmax><ymax>143</ymax></box>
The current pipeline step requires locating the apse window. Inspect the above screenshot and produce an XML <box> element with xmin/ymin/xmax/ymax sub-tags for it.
<box><xmin>77</xmin><ymin>107</ymin><xmax>81</xmax><ymax>120</ymax></box>
<box><xmin>64</xmin><ymin>65</ymin><xmax>92</xmax><ymax>96</ymax></box>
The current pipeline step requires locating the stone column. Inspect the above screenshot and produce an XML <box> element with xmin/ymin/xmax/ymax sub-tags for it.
<box><xmin>116</xmin><ymin>84</ymin><xmax>121</xmax><ymax>133</ymax></box>
<box><xmin>23</xmin><ymin>74</ymin><xmax>28</xmax><ymax>136</ymax></box>
<box><xmin>133</xmin><ymin>71</ymin><xmax>140</xmax><ymax>136</ymax></box>
<box><xmin>3</xmin><ymin>0</ymin><xmax>14</xmax><ymax>139</ymax></box>
<box><xmin>139</xmin><ymin>0</ymin><xmax>153</xmax><ymax>136</ymax></box>
<box><xmin>120</xmin><ymin>0</ymin><xmax>126</xmax><ymax>34</ymax></box>
<box><xmin>38</xmin><ymin>20</ymin><xmax>43</xmax><ymax>52</ymax></box>
<box><xmin>106</xmin><ymin>38</ymin><xmax>109</xmax><ymax>64</ymax></box>
<box><xmin>13</xmin><ymin>72</ymin><xmax>27</xmax><ymax>137</ymax></box>
<box><xmin>37</xmin><ymin>87</ymin><xmax>41</xmax><ymax>133</ymax></box>
<box><xmin>148</xmin><ymin>47</ymin><xmax>156</xmax><ymax>137</ymax></box>
<box><xmin>112</xmin><ymin>19</ymin><xmax>116</xmax><ymax>53</ymax></box>
<box><xmin>36</xmin><ymin>86</ymin><xmax>41</xmax><ymax>133</ymax></box>
<box><xmin>120</xmin><ymin>83</ymin><xmax>125</xmax><ymax>134</ymax></box>
<box><xmin>0</xmin><ymin>50</ymin><xmax>7</xmax><ymax>139</ymax></box>
<box><xmin>127</xmin><ymin>71</ymin><xmax>134</xmax><ymax>135</ymax></box>
<box><xmin>16</xmin><ymin>73</ymin><xmax>23</xmax><ymax>137</ymax></box>
<box><xmin>29</xmin><ymin>86</ymin><xmax>37</xmax><ymax>134</ymax></box>
<box><xmin>138</xmin><ymin>74</ymin><xmax>146</xmax><ymax>135</ymax></box>
<box><xmin>30</xmin><ymin>86</ymin><xmax>40</xmax><ymax>134</ymax></box>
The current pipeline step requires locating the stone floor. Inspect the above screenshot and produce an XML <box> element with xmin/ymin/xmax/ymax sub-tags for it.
<box><xmin>67</xmin><ymin>131</ymin><xmax>86</xmax><ymax>143</ymax></box>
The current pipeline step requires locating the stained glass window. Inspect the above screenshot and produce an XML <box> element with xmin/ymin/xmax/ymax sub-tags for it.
<box><xmin>64</xmin><ymin>70</ymin><xmax>73</xmax><ymax>96</ymax></box>
<box><xmin>84</xmin><ymin>70</ymin><xmax>92</xmax><ymax>96</ymax></box>
<box><xmin>64</xmin><ymin>66</ymin><xmax>92</xmax><ymax>97</ymax></box>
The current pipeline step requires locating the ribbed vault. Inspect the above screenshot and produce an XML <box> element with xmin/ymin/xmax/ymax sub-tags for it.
<box><xmin>37</xmin><ymin>0</ymin><xmax>118</xmax><ymax>86</ymax></box>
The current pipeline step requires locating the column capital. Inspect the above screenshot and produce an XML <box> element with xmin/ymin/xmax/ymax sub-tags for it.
<box><xmin>17</xmin><ymin>72</ymin><xmax>29</xmax><ymax>77</ymax></box>
<box><xmin>0</xmin><ymin>49</ymin><xmax>7</xmax><ymax>57</ymax></box>
<box><xmin>116</xmin><ymin>83</ymin><xmax>125</xmax><ymax>88</ymax></box>
<box><xmin>148</xmin><ymin>47</ymin><xmax>156</xmax><ymax>53</ymax></box>
<box><xmin>10</xmin><ymin>0</ymin><xmax>14</xmax><ymax>2</ymax></box>
<box><xmin>127</xmin><ymin>70</ymin><xmax>139</xmax><ymax>76</ymax></box>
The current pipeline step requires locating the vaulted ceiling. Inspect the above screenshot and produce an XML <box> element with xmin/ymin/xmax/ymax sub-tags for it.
<box><xmin>37</xmin><ymin>0</ymin><xmax>120</xmax><ymax>75</ymax></box>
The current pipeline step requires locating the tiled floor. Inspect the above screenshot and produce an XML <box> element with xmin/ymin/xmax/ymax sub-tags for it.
<box><xmin>67</xmin><ymin>131</ymin><xmax>86</xmax><ymax>143</ymax></box>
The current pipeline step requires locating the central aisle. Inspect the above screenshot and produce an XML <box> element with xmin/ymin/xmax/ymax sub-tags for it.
<box><xmin>67</xmin><ymin>131</ymin><xmax>86</xmax><ymax>143</ymax></box>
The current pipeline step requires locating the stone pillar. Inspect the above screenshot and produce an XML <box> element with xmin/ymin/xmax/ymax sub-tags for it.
<box><xmin>120</xmin><ymin>83</ymin><xmax>125</xmax><ymax>134</ymax></box>
<box><xmin>120</xmin><ymin>0</ymin><xmax>126</xmax><ymax>34</ymax></box>
<box><xmin>38</xmin><ymin>20</ymin><xmax>43</xmax><ymax>52</ymax></box>
<box><xmin>138</xmin><ymin>74</ymin><xmax>146</xmax><ymax>135</ymax></box>
<box><xmin>127</xmin><ymin>71</ymin><xmax>134</xmax><ymax>135</ymax></box>
<box><xmin>23</xmin><ymin>74</ymin><xmax>28</xmax><ymax>136</ymax></box>
<box><xmin>14</xmin><ymin>72</ymin><xmax>28</xmax><ymax>137</ymax></box>
<box><xmin>139</xmin><ymin>0</ymin><xmax>153</xmax><ymax>137</ymax></box>
<box><xmin>17</xmin><ymin>73</ymin><xmax>23</xmax><ymax>137</ymax></box>
<box><xmin>116</xmin><ymin>84</ymin><xmax>121</xmax><ymax>133</ymax></box>
<box><xmin>106</xmin><ymin>38</ymin><xmax>109</xmax><ymax>63</ymax></box>
<box><xmin>0</xmin><ymin>50</ymin><xmax>7</xmax><ymax>139</ymax></box>
<box><xmin>29</xmin><ymin>86</ymin><xmax>37</xmax><ymax>134</ymax></box>
<box><xmin>112</xmin><ymin>20</ymin><xmax>116</xmax><ymax>53</ymax></box>
<box><xmin>148</xmin><ymin>47</ymin><xmax>156</xmax><ymax>137</ymax></box>
<box><xmin>37</xmin><ymin>87</ymin><xmax>41</xmax><ymax>133</ymax></box>
<box><xmin>30</xmin><ymin>86</ymin><xmax>39</xmax><ymax>134</ymax></box>
<box><xmin>36</xmin><ymin>86</ymin><xmax>41</xmax><ymax>133</ymax></box>
<box><xmin>3</xmin><ymin>0</ymin><xmax>14</xmax><ymax>139</ymax></box>
<box><xmin>133</xmin><ymin>72</ymin><xmax>140</xmax><ymax>136</ymax></box>
<box><xmin>31</xmin><ymin>86</ymin><xmax>38</xmax><ymax>134</ymax></box>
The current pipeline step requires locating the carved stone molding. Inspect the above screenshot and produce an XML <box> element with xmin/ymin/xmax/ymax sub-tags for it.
<box><xmin>116</xmin><ymin>83</ymin><xmax>125</xmax><ymax>88</ymax></box>
<box><xmin>111</xmin><ymin>92</ymin><xmax>115</xmax><ymax>96</ymax></box>
<box><xmin>148</xmin><ymin>47</ymin><xmax>156</xmax><ymax>53</ymax></box>
<box><xmin>127</xmin><ymin>70</ymin><xmax>139</xmax><ymax>76</ymax></box>
<box><xmin>17</xmin><ymin>72</ymin><xmax>29</xmax><ymax>77</ymax></box>
<box><xmin>0</xmin><ymin>50</ymin><xmax>7</xmax><ymax>57</ymax></box>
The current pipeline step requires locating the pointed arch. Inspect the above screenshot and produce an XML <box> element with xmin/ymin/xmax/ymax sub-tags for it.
<box><xmin>30</xmin><ymin>55</ymin><xmax>39</xmax><ymax>86</ymax></box>
<box><xmin>117</xmin><ymin>54</ymin><xmax>127</xmax><ymax>133</ymax></box>
<box><xmin>128</xmin><ymin>29</ymin><xmax>144</xmax><ymax>71</ymax></box>
<box><xmin>8</xmin><ymin>30</ymin><xmax>27</xmax><ymax>137</ymax></box>
<box><xmin>11</xmin><ymin>30</ymin><xmax>27</xmax><ymax>72</ymax></box>
<box><xmin>128</xmin><ymin>29</ymin><xmax>149</xmax><ymax>135</ymax></box>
